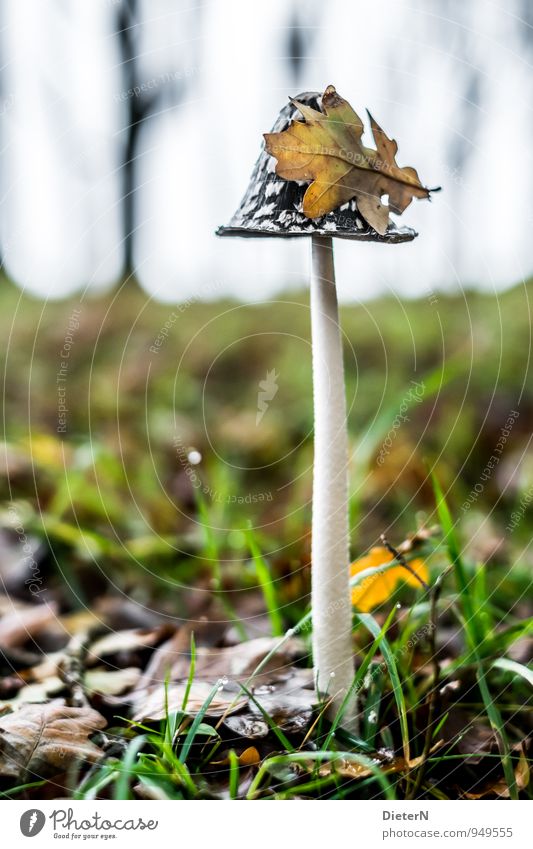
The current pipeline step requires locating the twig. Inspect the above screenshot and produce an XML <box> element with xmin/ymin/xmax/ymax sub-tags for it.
<box><xmin>380</xmin><ymin>533</ymin><xmax>453</xmax><ymax>798</ymax></box>
<box><xmin>58</xmin><ymin>632</ymin><xmax>91</xmax><ymax>708</ymax></box>
<box><xmin>380</xmin><ymin>533</ymin><xmax>430</xmax><ymax>592</ymax></box>
<box><xmin>407</xmin><ymin>565</ymin><xmax>452</xmax><ymax>799</ymax></box>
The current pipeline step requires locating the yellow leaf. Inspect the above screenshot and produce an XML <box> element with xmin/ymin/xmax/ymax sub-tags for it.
<box><xmin>239</xmin><ymin>746</ymin><xmax>261</xmax><ymax>767</ymax></box>
<box><xmin>350</xmin><ymin>546</ymin><xmax>428</xmax><ymax>612</ymax></box>
<box><xmin>264</xmin><ymin>85</ymin><xmax>433</xmax><ymax>235</ymax></box>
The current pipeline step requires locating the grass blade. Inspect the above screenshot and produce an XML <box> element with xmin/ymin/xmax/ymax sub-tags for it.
<box><xmin>357</xmin><ymin>611</ymin><xmax>411</xmax><ymax>762</ymax></box>
<box><xmin>179</xmin><ymin>681</ymin><xmax>221</xmax><ymax>763</ymax></box>
<box><xmin>492</xmin><ymin>657</ymin><xmax>533</xmax><ymax>689</ymax></box>
<box><xmin>239</xmin><ymin>681</ymin><xmax>295</xmax><ymax>753</ymax></box>
<box><xmin>476</xmin><ymin>661</ymin><xmax>517</xmax><ymax>799</ymax></box>
<box><xmin>181</xmin><ymin>632</ymin><xmax>197</xmax><ymax>711</ymax></box>
<box><xmin>246</xmin><ymin>527</ymin><xmax>283</xmax><ymax>637</ymax></box>
<box><xmin>247</xmin><ymin>751</ymin><xmax>395</xmax><ymax>800</ymax></box>
<box><xmin>114</xmin><ymin>735</ymin><xmax>147</xmax><ymax>800</ymax></box>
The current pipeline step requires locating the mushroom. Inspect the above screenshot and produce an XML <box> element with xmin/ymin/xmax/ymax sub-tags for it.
<box><xmin>217</xmin><ymin>90</ymin><xmax>417</xmax><ymax>728</ymax></box>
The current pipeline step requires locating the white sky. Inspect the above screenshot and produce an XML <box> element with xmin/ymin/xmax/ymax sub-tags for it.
<box><xmin>1</xmin><ymin>0</ymin><xmax>532</xmax><ymax>301</ymax></box>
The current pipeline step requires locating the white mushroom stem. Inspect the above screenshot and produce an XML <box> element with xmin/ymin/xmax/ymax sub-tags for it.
<box><xmin>310</xmin><ymin>234</ymin><xmax>357</xmax><ymax>729</ymax></box>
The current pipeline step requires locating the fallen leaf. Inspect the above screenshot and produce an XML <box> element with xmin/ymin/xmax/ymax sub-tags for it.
<box><xmin>86</xmin><ymin>626</ymin><xmax>168</xmax><ymax>665</ymax></box>
<box><xmin>350</xmin><ymin>546</ymin><xmax>428</xmax><ymax>611</ymax></box>
<box><xmin>84</xmin><ymin>667</ymin><xmax>141</xmax><ymax>697</ymax></box>
<box><xmin>264</xmin><ymin>85</ymin><xmax>432</xmax><ymax>234</ymax></box>
<box><xmin>239</xmin><ymin>746</ymin><xmax>261</xmax><ymax>767</ymax></box>
<box><xmin>135</xmin><ymin>627</ymin><xmax>190</xmax><ymax>691</ymax></box>
<box><xmin>213</xmin><ymin>746</ymin><xmax>261</xmax><ymax>768</ymax></box>
<box><xmin>250</xmin><ymin>677</ymin><xmax>315</xmax><ymax>733</ymax></box>
<box><xmin>0</xmin><ymin>676</ymin><xmax>64</xmax><ymax>706</ymax></box>
<box><xmin>20</xmin><ymin>651</ymin><xmax>64</xmax><ymax>683</ymax></box>
<box><xmin>225</xmin><ymin>669</ymin><xmax>315</xmax><ymax>737</ymax></box>
<box><xmin>58</xmin><ymin>609</ymin><xmax>104</xmax><ymax>637</ymax></box>
<box><xmin>465</xmin><ymin>748</ymin><xmax>530</xmax><ymax>798</ymax></box>
<box><xmin>223</xmin><ymin>714</ymin><xmax>269</xmax><ymax>739</ymax></box>
<box><xmin>132</xmin><ymin>681</ymin><xmax>248</xmax><ymax>722</ymax></box>
<box><xmin>0</xmin><ymin>600</ymin><xmax>58</xmax><ymax>649</ymax></box>
<box><xmin>168</xmin><ymin>635</ymin><xmax>307</xmax><ymax>682</ymax></box>
<box><xmin>0</xmin><ymin>702</ymin><xmax>106</xmax><ymax>780</ymax></box>
<box><xmin>319</xmin><ymin>743</ymin><xmax>443</xmax><ymax>780</ymax></box>
<box><xmin>440</xmin><ymin>710</ymin><xmax>496</xmax><ymax>764</ymax></box>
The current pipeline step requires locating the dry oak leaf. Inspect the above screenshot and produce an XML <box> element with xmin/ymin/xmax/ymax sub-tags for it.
<box><xmin>0</xmin><ymin>702</ymin><xmax>106</xmax><ymax>780</ymax></box>
<box><xmin>350</xmin><ymin>546</ymin><xmax>428</xmax><ymax>612</ymax></box>
<box><xmin>319</xmin><ymin>742</ymin><xmax>443</xmax><ymax>780</ymax></box>
<box><xmin>132</xmin><ymin>681</ymin><xmax>248</xmax><ymax>722</ymax></box>
<box><xmin>264</xmin><ymin>84</ymin><xmax>432</xmax><ymax>235</ymax></box>
<box><xmin>464</xmin><ymin>748</ymin><xmax>530</xmax><ymax>798</ymax></box>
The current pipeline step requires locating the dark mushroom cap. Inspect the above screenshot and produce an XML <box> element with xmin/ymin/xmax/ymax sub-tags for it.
<box><xmin>217</xmin><ymin>91</ymin><xmax>417</xmax><ymax>244</ymax></box>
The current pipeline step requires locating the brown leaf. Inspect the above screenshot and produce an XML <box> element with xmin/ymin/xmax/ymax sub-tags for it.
<box><xmin>135</xmin><ymin>626</ymin><xmax>190</xmax><ymax>691</ymax></box>
<box><xmin>1</xmin><ymin>676</ymin><xmax>64</xmax><ymax>706</ymax></box>
<box><xmin>0</xmin><ymin>600</ymin><xmax>58</xmax><ymax>649</ymax></box>
<box><xmin>264</xmin><ymin>84</ymin><xmax>432</xmax><ymax>234</ymax></box>
<box><xmin>225</xmin><ymin>668</ymin><xmax>315</xmax><ymax>737</ymax></box>
<box><xmin>169</xmin><ymin>636</ymin><xmax>307</xmax><ymax>681</ymax></box>
<box><xmin>223</xmin><ymin>714</ymin><xmax>269</xmax><ymax>739</ymax></box>
<box><xmin>0</xmin><ymin>702</ymin><xmax>106</xmax><ymax>780</ymax></box>
<box><xmin>132</xmin><ymin>681</ymin><xmax>248</xmax><ymax>722</ymax></box>
<box><xmin>86</xmin><ymin>626</ymin><xmax>168</xmax><ymax>665</ymax></box>
<box><xmin>319</xmin><ymin>743</ymin><xmax>443</xmax><ymax>781</ymax></box>
<box><xmin>464</xmin><ymin>748</ymin><xmax>531</xmax><ymax>798</ymax></box>
<box><xmin>84</xmin><ymin>667</ymin><xmax>141</xmax><ymax>697</ymax></box>
<box><xmin>441</xmin><ymin>710</ymin><xmax>496</xmax><ymax>763</ymax></box>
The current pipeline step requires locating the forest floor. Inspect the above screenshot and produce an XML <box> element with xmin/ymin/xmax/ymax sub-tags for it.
<box><xmin>0</xmin><ymin>276</ymin><xmax>531</xmax><ymax>799</ymax></box>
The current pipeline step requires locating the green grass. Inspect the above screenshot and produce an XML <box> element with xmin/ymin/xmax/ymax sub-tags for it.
<box><xmin>0</xmin><ymin>274</ymin><xmax>531</xmax><ymax>800</ymax></box>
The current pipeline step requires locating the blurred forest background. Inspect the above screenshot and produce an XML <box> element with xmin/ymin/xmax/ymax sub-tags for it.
<box><xmin>0</xmin><ymin>0</ymin><xmax>532</xmax><ymax>300</ymax></box>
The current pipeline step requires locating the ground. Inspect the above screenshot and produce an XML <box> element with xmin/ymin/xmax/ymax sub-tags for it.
<box><xmin>0</xmin><ymin>275</ymin><xmax>531</xmax><ymax>799</ymax></box>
